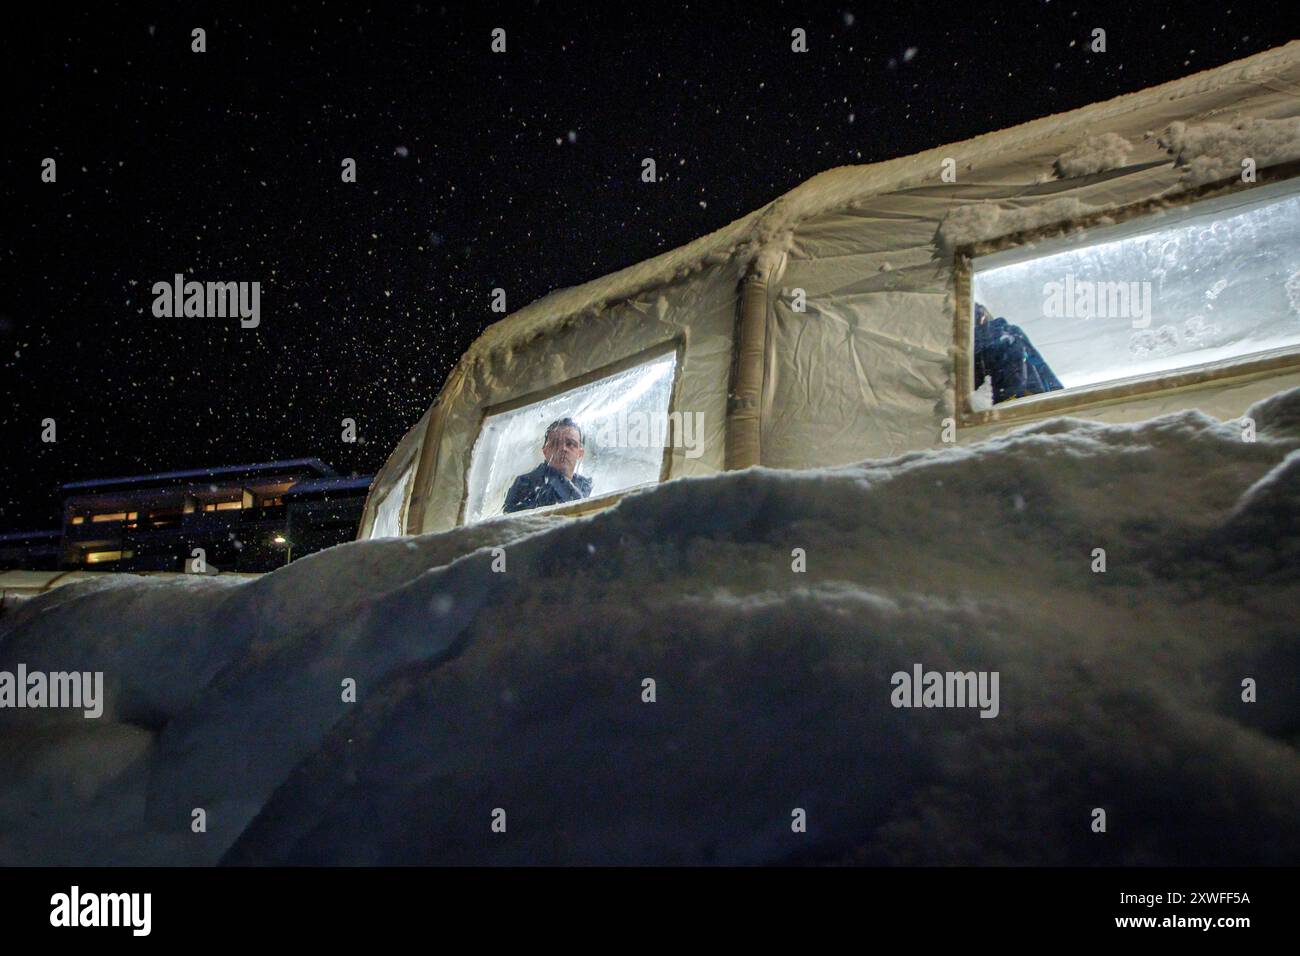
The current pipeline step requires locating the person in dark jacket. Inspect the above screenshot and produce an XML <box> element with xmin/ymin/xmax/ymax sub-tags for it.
<box><xmin>503</xmin><ymin>417</ymin><xmax>593</xmax><ymax>514</ymax></box>
<box><xmin>972</xmin><ymin>303</ymin><xmax>1064</xmax><ymax>404</ymax></box>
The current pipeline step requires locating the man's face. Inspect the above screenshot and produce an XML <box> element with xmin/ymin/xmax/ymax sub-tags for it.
<box><xmin>543</xmin><ymin>425</ymin><xmax>584</xmax><ymax>479</ymax></box>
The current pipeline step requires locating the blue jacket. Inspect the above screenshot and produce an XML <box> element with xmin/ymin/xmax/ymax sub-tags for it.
<box><xmin>973</xmin><ymin>316</ymin><xmax>1063</xmax><ymax>403</ymax></box>
<box><xmin>503</xmin><ymin>462</ymin><xmax>593</xmax><ymax>514</ymax></box>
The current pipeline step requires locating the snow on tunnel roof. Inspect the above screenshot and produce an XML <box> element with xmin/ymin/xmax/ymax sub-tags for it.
<box><xmin>465</xmin><ymin>41</ymin><xmax>1300</xmax><ymax>363</ymax></box>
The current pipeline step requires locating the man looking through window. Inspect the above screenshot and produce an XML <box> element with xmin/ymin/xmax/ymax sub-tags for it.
<box><xmin>503</xmin><ymin>417</ymin><xmax>593</xmax><ymax>514</ymax></box>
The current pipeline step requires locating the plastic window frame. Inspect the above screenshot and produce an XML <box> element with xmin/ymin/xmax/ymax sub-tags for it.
<box><xmin>457</xmin><ymin>335</ymin><xmax>688</xmax><ymax>526</ymax></box>
<box><xmin>368</xmin><ymin>457</ymin><xmax>418</xmax><ymax>539</ymax></box>
<box><xmin>953</xmin><ymin>162</ymin><xmax>1300</xmax><ymax>428</ymax></box>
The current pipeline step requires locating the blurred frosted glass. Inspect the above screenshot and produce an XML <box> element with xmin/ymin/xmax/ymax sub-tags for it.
<box><xmin>464</xmin><ymin>352</ymin><xmax>677</xmax><ymax>523</ymax></box>
<box><xmin>369</xmin><ymin>461</ymin><xmax>415</xmax><ymax>538</ymax></box>
<box><xmin>972</xmin><ymin>179</ymin><xmax>1300</xmax><ymax>399</ymax></box>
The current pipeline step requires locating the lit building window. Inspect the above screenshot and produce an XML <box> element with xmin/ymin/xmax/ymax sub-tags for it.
<box><xmin>90</xmin><ymin>512</ymin><xmax>129</xmax><ymax>523</ymax></box>
<box><xmin>85</xmin><ymin>549</ymin><xmax>134</xmax><ymax>564</ymax></box>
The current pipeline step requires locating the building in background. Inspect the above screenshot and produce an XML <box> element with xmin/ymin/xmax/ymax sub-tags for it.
<box><xmin>279</xmin><ymin>474</ymin><xmax>377</xmax><ymax>562</ymax></box>
<box><xmin>0</xmin><ymin>460</ymin><xmax>372</xmax><ymax>573</ymax></box>
<box><xmin>0</xmin><ymin>530</ymin><xmax>63</xmax><ymax>571</ymax></box>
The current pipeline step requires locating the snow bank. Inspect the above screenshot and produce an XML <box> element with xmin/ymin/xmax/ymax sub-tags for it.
<box><xmin>3</xmin><ymin>389</ymin><xmax>1300</xmax><ymax>865</ymax></box>
<box><xmin>1054</xmin><ymin>132</ymin><xmax>1135</xmax><ymax>178</ymax></box>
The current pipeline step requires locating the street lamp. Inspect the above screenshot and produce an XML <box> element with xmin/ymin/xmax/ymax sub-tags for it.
<box><xmin>272</xmin><ymin>534</ymin><xmax>292</xmax><ymax>565</ymax></box>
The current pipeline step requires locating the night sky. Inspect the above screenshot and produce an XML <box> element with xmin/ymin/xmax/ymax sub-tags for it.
<box><xmin>3</xmin><ymin>2</ymin><xmax>1293</xmax><ymax>531</ymax></box>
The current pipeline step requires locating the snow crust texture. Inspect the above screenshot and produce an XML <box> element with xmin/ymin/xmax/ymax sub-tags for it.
<box><xmin>2</xmin><ymin>390</ymin><xmax>1299</xmax><ymax>865</ymax></box>
<box><xmin>935</xmin><ymin>197</ymin><xmax>1095</xmax><ymax>256</ymax></box>
<box><xmin>1162</xmin><ymin>117</ymin><xmax>1300</xmax><ymax>186</ymax></box>
<box><xmin>1054</xmin><ymin>132</ymin><xmax>1136</xmax><ymax>179</ymax></box>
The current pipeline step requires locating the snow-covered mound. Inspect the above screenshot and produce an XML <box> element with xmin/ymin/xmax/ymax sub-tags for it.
<box><xmin>3</xmin><ymin>391</ymin><xmax>1299</xmax><ymax>865</ymax></box>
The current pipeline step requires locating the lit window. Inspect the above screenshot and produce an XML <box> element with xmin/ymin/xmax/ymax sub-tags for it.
<box><xmin>369</xmin><ymin>462</ymin><xmax>415</xmax><ymax>539</ymax></box>
<box><xmin>90</xmin><ymin>512</ymin><xmax>129</xmax><ymax>523</ymax></box>
<box><xmin>70</xmin><ymin>516</ymin><xmax>85</xmax><ymax>525</ymax></box>
<box><xmin>969</xmin><ymin>178</ymin><xmax>1300</xmax><ymax>408</ymax></box>
<box><xmin>215</xmin><ymin>500</ymin><xmax>243</xmax><ymax>511</ymax></box>
<box><xmin>464</xmin><ymin>347</ymin><xmax>679</xmax><ymax>523</ymax></box>
<box><xmin>85</xmin><ymin>549</ymin><xmax>134</xmax><ymax>564</ymax></box>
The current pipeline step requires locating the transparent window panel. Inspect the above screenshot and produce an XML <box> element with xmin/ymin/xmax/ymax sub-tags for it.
<box><xmin>970</xmin><ymin>178</ymin><xmax>1300</xmax><ymax>405</ymax></box>
<box><xmin>368</xmin><ymin>461</ymin><xmax>415</xmax><ymax>538</ymax></box>
<box><xmin>464</xmin><ymin>351</ymin><xmax>677</xmax><ymax>524</ymax></box>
